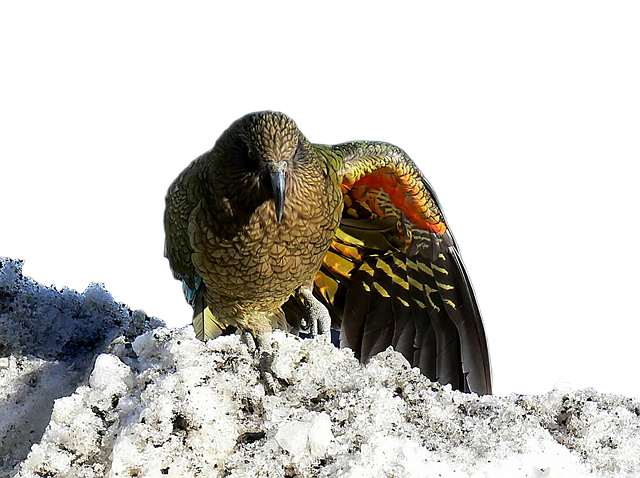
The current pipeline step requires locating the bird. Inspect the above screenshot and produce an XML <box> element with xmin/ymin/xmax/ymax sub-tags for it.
<box><xmin>164</xmin><ymin>111</ymin><xmax>492</xmax><ymax>395</ymax></box>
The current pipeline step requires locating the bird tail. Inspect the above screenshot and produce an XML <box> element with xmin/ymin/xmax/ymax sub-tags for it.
<box><xmin>191</xmin><ymin>280</ymin><xmax>290</xmax><ymax>341</ymax></box>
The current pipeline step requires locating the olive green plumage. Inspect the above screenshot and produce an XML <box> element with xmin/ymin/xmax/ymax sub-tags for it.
<box><xmin>164</xmin><ymin>111</ymin><xmax>492</xmax><ymax>394</ymax></box>
<box><xmin>165</xmin><ymin>112</ymin><xmax>342</xmax><ymax>337</ymax></box>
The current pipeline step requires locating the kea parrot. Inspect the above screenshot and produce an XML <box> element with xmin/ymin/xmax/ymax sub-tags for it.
<box><xmin>164</xmin><ymin>111</ymin><xmax>492</xmax><ymax>395</ymax></box>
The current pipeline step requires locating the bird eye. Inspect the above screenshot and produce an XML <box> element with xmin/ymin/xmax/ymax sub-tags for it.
<box><xmin>247</xmin><ymin>148</ymin><xmax>257</xmax><ymax>162</ymax></box>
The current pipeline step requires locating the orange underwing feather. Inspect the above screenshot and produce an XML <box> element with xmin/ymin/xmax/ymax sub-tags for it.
<box><xmin>342</xmin><ymin>168</ymin><xmax>447</xmax><ymax>234</ymax></box>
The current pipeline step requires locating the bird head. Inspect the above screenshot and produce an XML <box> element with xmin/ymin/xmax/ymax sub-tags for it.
<box><xmin>215</xmin><ymin>111</ymin><xmax>304</xmax><ymax>222</ymax></box>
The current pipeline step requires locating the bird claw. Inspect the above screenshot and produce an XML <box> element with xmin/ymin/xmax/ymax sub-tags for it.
<box><xmin>242</xmin><ymin>331</ymin><xmax>279</xmax><ymax>395</ymax></box>
<box><xmin>242</xmin><ymin>331</ymin><xmax>257</xmax><ymax>353</ymax></box>
<box><xmin>258</xmin><ymin>350</ymin><xmax>279</xmax><ymax>395</ymax></box>
<box><xmin>298</xmin><ymin>286</ymin><xmax>331</xmax><ymax>343</ymax></box>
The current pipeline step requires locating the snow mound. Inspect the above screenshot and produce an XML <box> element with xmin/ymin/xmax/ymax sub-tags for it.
<box><xmin>0</xmin><ymin>258</ymin><xmax>162</xmax><ymax>476</ymax></box>
<box><xmin>2</xmin><ymin>257</ymin><xmax>640</xmax><ymax>477</ymax></box>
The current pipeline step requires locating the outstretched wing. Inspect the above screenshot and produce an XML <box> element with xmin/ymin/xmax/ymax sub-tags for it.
<box><xmin>314</xmin><ymin>141</ymin><xmax>492</xmax><ymax>394</ymax></box>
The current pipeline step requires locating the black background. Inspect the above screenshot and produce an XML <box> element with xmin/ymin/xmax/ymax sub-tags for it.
<box><xmin>0</xmin><ymin>78</ymin><xmax>640</xmax><ymax>394</ymax></box>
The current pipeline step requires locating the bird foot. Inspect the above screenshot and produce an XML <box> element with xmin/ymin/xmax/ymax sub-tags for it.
<box><xmin>242</xmin><ymin>331</ymin><xmax>258</xmax><ymax>353</ymax></box>
<box><xmin>298</xmin><ymin>286</ymin><xmax>331</xmax><ymax>344</ymax></box>
<box><xmin>242</xmin><ymin>331</ymin><xmax>279</xmax><ymax>395</ymax></box>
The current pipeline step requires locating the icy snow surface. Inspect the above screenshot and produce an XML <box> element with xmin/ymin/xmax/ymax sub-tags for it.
<box><xmin>2</xmin><ymin>258</ymin><xmax>640</xmax><ymax>477</ymax></box>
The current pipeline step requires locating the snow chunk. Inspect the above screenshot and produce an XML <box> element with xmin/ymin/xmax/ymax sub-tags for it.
<box><xmin>89</xmin><ymin>354</ymin><xmax>133</xmax><ymax>396</ymax></box>
<box><xmin>275</xmin><ymin>412</ymin><xmax>334</xmax><ymax>459</ymax></box>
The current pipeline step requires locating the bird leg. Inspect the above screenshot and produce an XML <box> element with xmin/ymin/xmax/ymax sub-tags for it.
<box><xmin>240</xmin><ymin>286</ymin><xmax>332</xmax><ymax>393</ymax></box>
<box><xmin>297</xmin><ymin>286</ymin><xmax>331</xmax><ymax>343</ymax></box>
<box><xmin>241</xmin><ymin>330</ymin><xmax>279</xmax><ymax>395</ymax></box>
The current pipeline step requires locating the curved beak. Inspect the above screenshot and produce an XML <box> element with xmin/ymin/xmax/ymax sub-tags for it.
<box><xmin>269</xmin><ymin>167</ymin><xmax>286</xmax><ymax>222</ymax></box>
